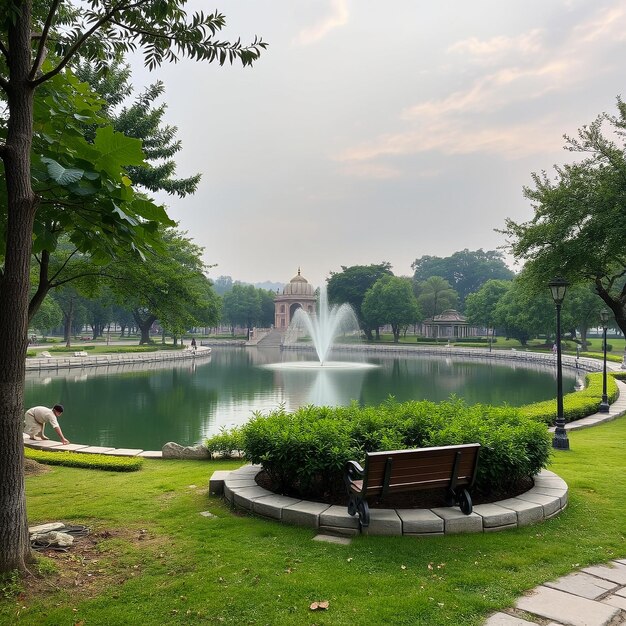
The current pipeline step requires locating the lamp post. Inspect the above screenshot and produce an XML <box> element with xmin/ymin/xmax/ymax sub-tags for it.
<box><xmin>549</xmin><ymin>277</ymin><xmax>570</xmax><ymax>450</ymax></box>
<box><xmin>598</xmin><ymin>309</ymin><xmax>610</xmax><ymax>413</ymax></box>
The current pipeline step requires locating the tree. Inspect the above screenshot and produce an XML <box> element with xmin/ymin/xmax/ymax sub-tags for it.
<box><xmin>30</xmin><ymin>294</ymin><xmax>62</xmax><ymax>338</ymax></box>
<box><xmin>492</xmin><ymin>278</ymin><xmax>554</xmax><ymax>346</ymax></box>
<box><xmin>411</xmin><ymin>249</ymin><xmax>514</xmax><ymax>306</ymax></box>
<box><xmin>503</xmin><ymin>98</ymin><xmax>626</xmax><ymax>349</ymax></box>
<box><xmin>327</xmin><ymin>263</ymin><xmax>393</xmax><ymax>340</ymax></box>
<box><xmin>221</xmin><ymin>284</ymin><xmax>262</xmax><ymax>333</ymax></box>
<box><xmin>0</xmin><ymin>3</ymin><xmax>266</xmax><ymax>573</ymax></box>
<box><xmin>415</xmin><ymin>276</ymin><xmax>458</xmax><ymax>318</ymax></box>
<box><xmin>362</xmin><ymin>276</ymin><xmax>421</xmax><ymax>342</ymax></box>
<box><xmin>464</xmin><ymin>279</ymin><xmax>512</xmax><ymax>338</ymax></box>
<box><xmin>109</xmin><ymin>229</ymin><xmax>220</xmax><ymax>344</ymax></box>
<box><xmin>565</xmin><ymin>285</ymin><xmax>606</xmax><ymax>349</ymax></box>
<box><xmin>213</xmin><ymin>275</ymin><xmax>234</xmax><ymax>296</ymax></box>
<box><xmin>75</xmin><ymin>60</ymin><xmax>201</xmax><ymax>198</ymax></box>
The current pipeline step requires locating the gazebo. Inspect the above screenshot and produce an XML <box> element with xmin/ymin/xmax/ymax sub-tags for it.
<box><xmin>274</xmin><ymin>269</ymin><xmax>316</xmax><ymax>330</ymax></box>
<box><xmin>422</xmin><ymin>309</ymin><xmax>480</xmax><ymax>339</ymax></box>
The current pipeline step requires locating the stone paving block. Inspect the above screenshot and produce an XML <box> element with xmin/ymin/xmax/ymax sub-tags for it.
<box><xmin>532</xmin><ymin>487</ymin><xmax>568</xmax><ymax>508</ymax></box>
<box><xmin>582</xmin><ymin>562</ymin><xmax>626</xmax><ymax>585</ymax></box>
<box><xmin>396</xmin><ymin>508</ymin><xmax>444</xmax><ymax>534</ymax></box>
<box><xmin>496</xmin><ymin>498</ymin><xmax>545</xmax><ymax>526</ymax></box>
<box><xmin>232</xmin><ymin>486</ymin><xmax>272</xmax><ymax>511</ymax></box>
<box><xmin>515</xmin><ymin>492</ymin><xmax>561</xmax><ymax>517</ymax></box>
<box><xmin>231</xmin><ymin>464</ymin><xmax>262</xmax><ymax>478</ymax></box>
<box><xmin>313</xmin><ymin>534</ymin><xmax>351</xmax><ymax>545</ymax></box>
<box><xmin>362</xmin><ymin>509</ymin><xmax>402</xmax><ymax>536</ymax></box>
<box><xmin>51</xmin><ymin>443</ymin><xmax>89</xmax><ymax>452</ymax></box>
<box><xmin>318</xmin><ymin>525</ymin><xmax>360</xmax><ymax>537</ymax></box>
<box><xmin>76</xmin><ymin>446</ymin><xmax>115</xmax><ymax>454</ymax></box>
<box><xmin>252</xmin><ymin>494</ymin><xmax>301</xmax><ymax>520</ymax></box>
<box><xmin>616</xmin><ymin>587</ymin><xmax>626</xmax><ymax>598</ymax></box>
<box><xmin>282</xmin><ymin>501</ymin><xmax>330</xmax><ymax>528</ymax></box>
<box><xmin>208</xmin><ymin>470</ymin><xmax>231</xmax><ymax>495</ymax></box>
<box><xmin>25</xmin><ymin>440</ymin><xmax>64</xmax><ymax>449</ymax></box>
<box><xmin>516</xmin><ymin>585</ymin><xmax>620</xmax><ymax>626</ymax></box>
<box><xmin>484</xmin><ymin>523</ymin><xmax>518</xmax><ymax>533</ymax></box>
<box><xmin>473</xmin><ymin>503</ymin><xmax>518</xmax><ymax>528</ymax></box>
<box><xmin>430</xmin><ymin>508</ymin><xmax>483</xmax><ymax>533</ymax></box>
<box><xmin>102</xmin><ymin>448</ymin><xmax>143</xmax><ymax>456</ymax></box>
<box><xmin>544</xmin><ymin>572</ymin><xmax>619</xmax><ymax>599</ymax></box>
<box><xmin>483</xmin><ymin>612</ymin><xmax>538</xmax><ymax>625</ymax></box>
<box><xmin>223</xmin><ymin>476</ymin><xmax>258</xmax><ymax>489</ymax></box>
<box><xmin>319</xmin><ymin>505</ymin><xmax>360</xmax><ymax>531</ymax></box>
<box><xmin>601</xmin><ymin>594</ymin><xmax>626</xmax><ymax>610</ymax></box>
<box><xmin>138</xmin><ymin>450</ymin><xmax>162</xmax><ymax>458</ymax></box>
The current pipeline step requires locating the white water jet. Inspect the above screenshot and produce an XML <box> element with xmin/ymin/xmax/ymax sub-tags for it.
<box><xmin>283</xmin><ymin>286</ymin><xmax>361</xmax><ymax>366</ymax></box>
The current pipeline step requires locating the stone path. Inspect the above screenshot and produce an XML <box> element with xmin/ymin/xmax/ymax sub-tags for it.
<box><xmin>485</xmin><ymin>560</ymin><xmax>626</xmax><ymax>625</ymax></box>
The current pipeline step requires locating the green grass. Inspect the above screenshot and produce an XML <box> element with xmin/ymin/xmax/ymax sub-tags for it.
<box><xmin>4</xmin><ymin>417</ymin><xmax>624</xmax><ymax>625</ymax></box>
<box><xmin>24</xmin><ymin>448</ymin><xmax>143</xmax><ymax>471</ymax></box>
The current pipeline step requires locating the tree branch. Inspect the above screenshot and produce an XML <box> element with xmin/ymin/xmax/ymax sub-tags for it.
<box><xmin>29</xmin><ymin>0</ymin><xmax>62</xmax><ymax>79</ymax></box>
<box><xmin>32</xmin><ymin>0</ymin><xmax>138</xmax><ymax>87</ymax></box>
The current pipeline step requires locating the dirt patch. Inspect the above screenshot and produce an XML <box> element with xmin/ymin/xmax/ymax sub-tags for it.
<box><xmin>255</xmin><ymin>470</ymin><xmax>533</xmax><ymax>509</ymax></box>
<box><xmin>24</xmin><ymin>459</ymin><xmax>51</xmax><ymax>477</ymax></box>
<box><xmin>13</xmin><ymin>527</ymin><xmax>167</xmax><ymax>609</ymax></box>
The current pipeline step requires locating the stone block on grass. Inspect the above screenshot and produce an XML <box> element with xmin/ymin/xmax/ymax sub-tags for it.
<box><xmin>396</xmin><ymin>508</ymin><xmax>444</xmax><ymax>534</ymax></box>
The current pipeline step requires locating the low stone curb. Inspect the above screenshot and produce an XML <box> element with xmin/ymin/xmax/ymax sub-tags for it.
<box><xmin>209</xmin><ymin>466</ymin><xmax>568</xmax><ymax>536</ymax></box>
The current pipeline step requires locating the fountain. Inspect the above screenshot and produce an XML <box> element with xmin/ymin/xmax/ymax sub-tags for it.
<box><xmin>278</xmin><ymin>286</ymin><xmax>366</xmax><ymax>368</ymax></box>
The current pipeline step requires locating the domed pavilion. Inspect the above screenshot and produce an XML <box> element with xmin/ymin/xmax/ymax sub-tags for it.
<box><xmin>274</xmin><ymin>269</ymin><xmax>317</xmax><ymax>329</ymax></box>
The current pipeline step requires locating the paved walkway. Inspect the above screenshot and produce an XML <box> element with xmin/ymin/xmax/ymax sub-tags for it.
<box><xmin>485</xmin><ymin>560</ymin><xmax>626</xmax><ymax>625</ymax></box>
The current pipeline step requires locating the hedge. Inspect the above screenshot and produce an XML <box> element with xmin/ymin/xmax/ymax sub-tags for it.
<box><xmin>24</xmin><ymin>447</ymin><xmax>143</xmax><ymax>472</ymax></box>
<box><xmin>522</xmin><ymin>371</ymin><xmax>619</xmax><ymax>424</ymax></box>
<box><xmin>213</xmin><ymin>398</ymin><xmax>551</xmax><ymax>500</ymax></box>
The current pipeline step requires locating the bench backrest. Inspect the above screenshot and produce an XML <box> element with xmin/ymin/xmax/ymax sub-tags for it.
<box><xmin>361</xmin><ymin>443</ymin><xmax>480</xmax><ymax>497</ymax></box>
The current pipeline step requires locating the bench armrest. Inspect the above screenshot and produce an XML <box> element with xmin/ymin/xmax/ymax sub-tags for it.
<box><xmin>344</xmin><ymin>460</ymin><xmax>365</xmax><ymax>492</ymax></box>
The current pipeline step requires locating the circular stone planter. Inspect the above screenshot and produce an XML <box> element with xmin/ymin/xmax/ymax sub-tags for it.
<box><xmin>209</xmin><ymin>466</ymin><xmax>568</xmax><ymax>536</ymax></box>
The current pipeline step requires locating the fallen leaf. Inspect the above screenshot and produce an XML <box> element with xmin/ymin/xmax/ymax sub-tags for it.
<box><xmin>310</xmin><ymin>601</ymin><xmax>330</xmax><ymax>610</ymax></box>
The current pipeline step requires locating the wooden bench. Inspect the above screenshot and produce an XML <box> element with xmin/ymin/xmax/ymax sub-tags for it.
<box><xmin>344</xmin><ymin>443</ymin><xmax>480</xmax><ymax>528</ymax></box>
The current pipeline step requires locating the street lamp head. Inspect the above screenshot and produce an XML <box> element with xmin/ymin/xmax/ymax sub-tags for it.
<box><xmin>600</xmin><ymin>309</ymin><xmax>609</xmax><ymax>327</ymax></box>
<box><xmin>548</xmin><ymin>276</ymin><xmax>569</xmax><ymax>305</ymax></box>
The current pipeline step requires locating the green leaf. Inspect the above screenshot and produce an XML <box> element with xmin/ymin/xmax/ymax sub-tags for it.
<box><xmin>93</xmin><ymin>126</ymin><xmax>145</xmax><ymax>175</ymax></box>
<box><xmin>40</xmin><ymin>157</ymin><xmax>84</xmax><ymax>185</ymax></box>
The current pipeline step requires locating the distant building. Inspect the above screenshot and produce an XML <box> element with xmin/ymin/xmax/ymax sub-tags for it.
<box><xmin>274</xmin><ymin>268</ymin><xmax>316</xmax><ymax>329</ymax></box>
<box><xmin>422</xmin><ymin>309</ymin><xmax>483</xmax><ymax>339</ymax></box>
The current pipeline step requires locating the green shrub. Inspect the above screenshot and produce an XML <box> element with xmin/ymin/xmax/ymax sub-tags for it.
<box><xmin>24</xmin><ymin>448</ymin><xmax>143</xmax><ymax>472</ymax></box>
<box><xmin>49</xmin><ymin>345</ymin><xmax>96</xmax><ymax>352</ymax></box>
<box><xmin>578</xmin><ymin>351</ymin><xmax>622</xmax><ymax>362</ymax></box>
<box><xmin>26</xmin><ymin>350</ymin><xmax>36</xmax><ymax>358</ymax></box>
<box><xmin>453</xmin><ymin>337</ymin><xmax>495</xmax><ymax>344</ymax></box>
<box><xmin>205</xmin><ymin>426</ymin><xmax>244</xmax><ymax>458</ymax></box>
<box><xmin>235</xmin><ymin>398</ymin><xmax>551</xmax><ymax>499</ymax></box>
<box><xmin>522</xmin><ymin>372</ymin><xmax>619</xmax><ymax>424</ymax></box>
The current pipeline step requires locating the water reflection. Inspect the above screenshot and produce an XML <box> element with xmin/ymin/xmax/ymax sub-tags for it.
<box><xmin>24</xmin><ymin>347</ymin><xmax>577</xmax><ymax>450</ymax></box>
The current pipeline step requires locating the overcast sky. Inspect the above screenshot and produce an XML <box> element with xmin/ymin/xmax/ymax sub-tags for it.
<box><xmin>131</xmin><ymin>0</ymin><xmax>625</xmax><ymax>290</ymax></box>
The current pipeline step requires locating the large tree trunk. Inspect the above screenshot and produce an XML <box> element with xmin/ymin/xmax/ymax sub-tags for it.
<box><xmin>0</xmin><ymin>3</ymin><xmax>37</xmax><ymax>573</ymax></box>
<box><xmin>132</xmin><ymin>310</ymin><xmax>157</xmax><ymax>345</ymax></box>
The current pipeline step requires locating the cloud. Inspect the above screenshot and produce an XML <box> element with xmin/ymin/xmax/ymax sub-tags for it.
<box><xmin>448</xmin><ymin>29</ymin><xmax>544</xmax><ymax>62</ymax></box>
<box><xmin>336</xmin><ymin>116</ymin><xmax>563</xmax><ymax>162</ymax></box>
<box><xmin>573</xmin><ymin>4</ymin><xmax>626</xmax><ymax>42</ymax></box>
<box><xmin>294</xmin><ymin>0</ymin><xmax>349</xmax><ymax>46</ymax></box>
<box><xmin>335</xmin><ymin>4</ymin><xmax>626</xmax><ymax>167</ymax></box>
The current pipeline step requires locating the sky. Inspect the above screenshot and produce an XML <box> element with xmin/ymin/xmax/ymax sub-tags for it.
<box><xmin>130</xmin><ymin>0</ymin><xmax>626</xmax><ymax>290</ymax></box>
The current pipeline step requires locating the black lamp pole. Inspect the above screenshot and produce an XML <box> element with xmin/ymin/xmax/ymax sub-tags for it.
<box><xmin>598</xmin><ymin>309</ymin><xmax>610</xmax><ymax>413</ymax></box>
<box><xmin>549</xmin><ymin>277</ymin><xmax>570</xmax><ymax>450</ymax></box>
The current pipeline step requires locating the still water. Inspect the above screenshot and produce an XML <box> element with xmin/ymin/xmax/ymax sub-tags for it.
<box><xmin>24</xmin><ymin>347</ymin><xmax>577</xmax><ymax>450</ymax></box>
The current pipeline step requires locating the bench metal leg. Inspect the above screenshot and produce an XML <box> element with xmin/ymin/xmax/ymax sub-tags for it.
<box><xmin>347</xmin><ymin>493</ymin><xmax>370</xmax><ymax>527</ymax></box>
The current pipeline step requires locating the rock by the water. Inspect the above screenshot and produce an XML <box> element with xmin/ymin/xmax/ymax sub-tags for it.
<box><xmin>162</xmin><ymin>441</ymin><xmax>210</xmax><ymax>459</ymax></box>
<box><xmin>31</xmin><ymin>531</ymin><xmax>74</xmax><ymax>547</ymax></box>
<box><xmin>29</xmin><ymin>522</ymin><xmax>66</xmax><ymax>534</ymax></box>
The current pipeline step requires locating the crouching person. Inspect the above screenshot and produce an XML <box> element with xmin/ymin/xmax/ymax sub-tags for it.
<box><xmin>24</xmin><ymin>404</ymin><xmax>69</xmax><ymax>445</ymax></box>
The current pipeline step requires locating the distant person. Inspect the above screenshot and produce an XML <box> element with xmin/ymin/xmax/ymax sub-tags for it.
<box><xmin>191</xmin><ymin>337</ymin><xmax>197</xmax><ymax>351</ymax></box>
<box><xmin>552</xmin><ymin>343</ymin><xmax>558</xmax><ymax>354</ymax></box>
<box><xmin>24</xmin><ymin>404</ymin><xmax>69</xmax><ymax>445</ymax></box>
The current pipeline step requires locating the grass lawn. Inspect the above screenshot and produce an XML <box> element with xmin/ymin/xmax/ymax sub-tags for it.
<box><xmin>3</xmin><ymin>417</ymin><xmax>624</xmax><ymax>625</ymax></box>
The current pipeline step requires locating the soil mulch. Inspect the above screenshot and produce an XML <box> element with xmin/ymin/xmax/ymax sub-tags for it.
<box><xmin>24</xmin><ymin>459</ymin><xmax>51</xmax><ymax>477</ymax></box>
<box><xmin>255</xmin><ymin>470</ymin><xmax>533</xmax><ymax>509</ymax></box>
